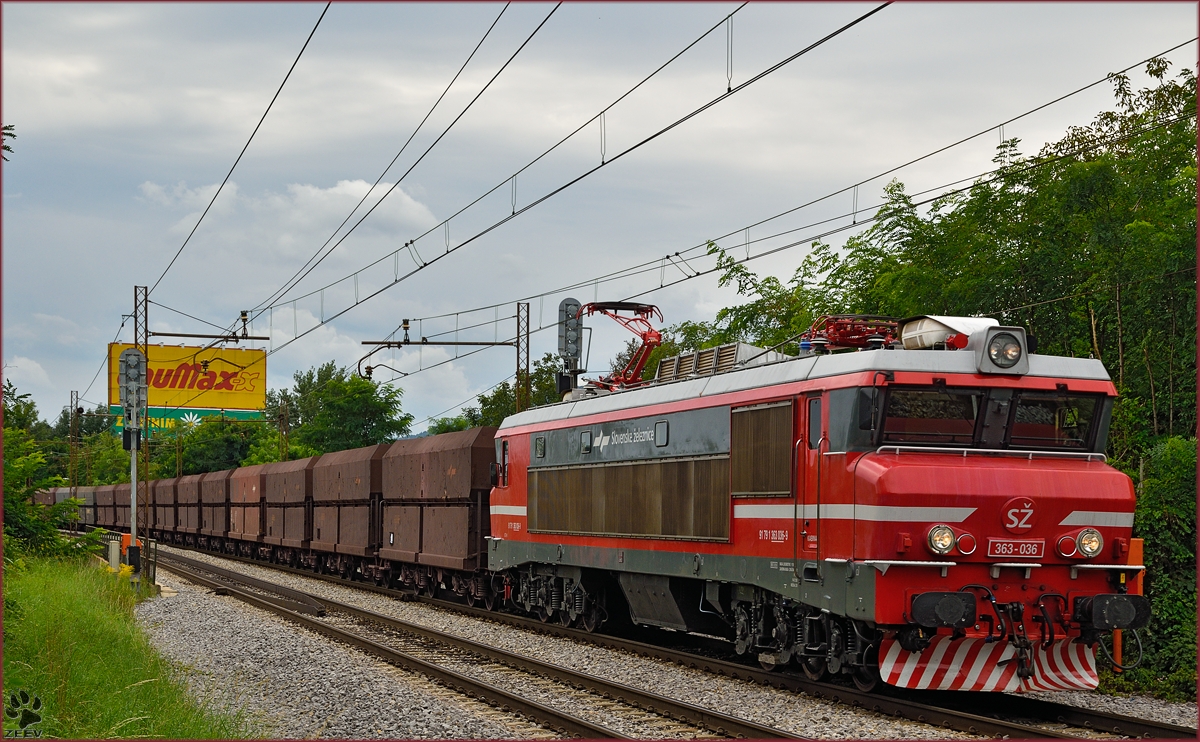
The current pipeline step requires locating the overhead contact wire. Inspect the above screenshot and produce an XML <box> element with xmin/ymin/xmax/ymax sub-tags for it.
<box><xmin>148</xmin><ymin>2</ymin><xmax>331</xmax><ymax>297</ymax></box>
<box><xmin>264</xmin><ymin>3</ymin><xmax>890</xmax><ymax>355</ymax></box>
<box><xmin>261</xmin><ymin>2</ymin><xmax>749</xmax><ymax>314</ymax></box>
<box><xmin>254</xmin><ymin>3</ymin><xmax>512</xmax><ymax>313</ymax></box>
<box><xmin>251</xmin><ymin>3</ymin><xmax>560</xmax><ymax>317</ymax></box>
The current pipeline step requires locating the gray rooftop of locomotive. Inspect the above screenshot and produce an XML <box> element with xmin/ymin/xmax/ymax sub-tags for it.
<box><xmin>498</xmin><ymin>349</ymin><xmax>1111</xmax><ymax>431</ymax></box>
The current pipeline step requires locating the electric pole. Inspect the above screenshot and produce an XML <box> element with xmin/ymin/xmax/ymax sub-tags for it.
<box><xmin>279</xmin><ymin>401</ymin><xmax>289</xmax><ymax>462</ymax></box>
<box><xmin>69</xmin><ymin>391</ymin><xmax>80</xmax><ymax>493</ymax></box>
<box><xmin>69</xmin><ymin>391</ymin><xmax>81</xmax><ymax>531</ymax></box>
<box><xmin>516</xmin><ymin>302</ymin><xmax>530</xmax><ymax>413</ymax></box>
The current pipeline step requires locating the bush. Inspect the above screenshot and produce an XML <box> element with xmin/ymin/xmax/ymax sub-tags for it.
<box><xmin>1102</xmin><ymin>436</ymin><xmax>1197</xmax><ymax>701</ymax></box>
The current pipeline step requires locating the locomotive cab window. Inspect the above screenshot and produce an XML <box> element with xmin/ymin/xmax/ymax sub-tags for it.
<box><xmin>534</xmin><ymin>436</ymin><xmax>546</xmax><ymax>458</ymax></box>
<box><xmin>1008</xmin><ymin>392</ymin><xmax>1101</xmax><ymax>450</ymax></box>
<box><xmin>880</xmin><ymin>387</ymin><xmax>982</xmax><ymax>445</ymax></box>
<box><xmin>501</xmin><ymin>439</ymin><xmax>510</xmax><ymax>486</ymax></box>
<box><xmin>731</xmin><ymin>402</ymin><xmax>792</xmax><ymax>497</ymax></box>
<box><xmin>807</xmin><ymin>397</ymin><xmax>822</xmax><ymax>450</ymax></box>
<box><xmin>580</xmin><ymin>430</ymin><xmax>593</xmax><ymax>454</ymax></box>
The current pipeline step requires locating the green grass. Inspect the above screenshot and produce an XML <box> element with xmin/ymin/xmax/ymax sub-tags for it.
<box><xmin>2</xmin><ymin>557</ymin><xmax>249</xmax><ymax>739</ymax></box>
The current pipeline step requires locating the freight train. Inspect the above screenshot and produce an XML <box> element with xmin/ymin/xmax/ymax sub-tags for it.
<box><xmin>72</xmin><ymin>313</ymin><xmax>1149</xmax><ymax>694</ymax></box>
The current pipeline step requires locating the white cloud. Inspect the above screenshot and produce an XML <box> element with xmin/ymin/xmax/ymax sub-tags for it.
<box><xmin>4</xmin><ymin>356</ymin><xmax>54</xmax><ymax>397</ymax></box>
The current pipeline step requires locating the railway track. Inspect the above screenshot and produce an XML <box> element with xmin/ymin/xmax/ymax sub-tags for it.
<box><xmin>157</xmin><ymin>551</ymin><xmax>805</xmax><ymax>740</ymax></box>
<box><xmin>152</xmin><ymin>541</ymin><xmax>1196</xmax><ymax>740</ymax></box>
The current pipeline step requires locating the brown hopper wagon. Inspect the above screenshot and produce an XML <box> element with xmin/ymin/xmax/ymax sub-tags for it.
<box><xmin>264</xmin><ymin>455</ymin><xmax>322</xmax><ymax>566</ymax></box>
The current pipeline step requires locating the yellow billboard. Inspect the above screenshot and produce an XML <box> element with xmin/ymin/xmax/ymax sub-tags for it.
<box><xmin>108</xmin><ymin>343</ymin><xmax>267</xmax><ymax>412</ymax></box>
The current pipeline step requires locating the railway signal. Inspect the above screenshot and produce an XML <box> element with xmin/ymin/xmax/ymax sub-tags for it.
<box><xmin>556</xmin><ymin>298</ymin><xmax>584</xmax><ymax>397</ymax></box>
<box><xmin>117</xmin><ymin>347</ymin><xmax>148</xmax><ymax>577</ymax></box>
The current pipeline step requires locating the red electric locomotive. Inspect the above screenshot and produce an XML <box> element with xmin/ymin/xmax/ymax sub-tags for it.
<box><xmin>487</xmin><ymin>312</ymin><xmax>1148</xmax><ymax>692</ymax></box>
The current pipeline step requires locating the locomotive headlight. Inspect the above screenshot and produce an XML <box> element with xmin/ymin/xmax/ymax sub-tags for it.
<box><xmin>1077</xmin><ymin>528</ymin><xmax>1103</xmax><ymax>558</ymax></box>
<box><xmin>987</xmin><ymin>332</ymin><xmax>1023</xmax><ymax>368</ymax></box>
<box><xmin>927</xmin><ymin>525</ymin><xmax>955</xmax><ymax>555</ymax></box>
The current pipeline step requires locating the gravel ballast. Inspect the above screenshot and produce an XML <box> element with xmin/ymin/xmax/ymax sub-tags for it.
<box><xmin>138</xmin><ymin>568</ymin><xmax>545</xmax><ymax>739</ymax></box>
<box><xmin>155</xmin><ymin>547</ymin><xmax>981</xmax><ymax>739</ymax></box>
<box><xmin>155</xmin><ymin>545</ymin><xmax>1197</xmax><ymax>737</ymax></box>
<box><xmin>1019</xmin><ymin>690</ymin><xmax>1196</xmax><ymax>730</ymax></box>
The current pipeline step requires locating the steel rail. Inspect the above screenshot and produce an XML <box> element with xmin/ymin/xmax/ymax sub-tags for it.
<box><xmin>910</xmin><ymin>691</ymin><xmax>1198</xmax><ymax>739</ymax></box>
<box><xmin>150</xmin><ymin>539</ymin><xmax>1196</xmax><ymax>739</ymax></box>
<box><xmin>159</xmin><ymin>552</ymin><xmax>325</xmax><ymax>613</ymax></box>
<box><xmin>427</xmin><ymin>599</ymin><xmax>1196</xmax><ymax>740</ymax></box>
<box><xmin>159</xmin><ymin>551</ymin><xmax>806</xmax><ymax>740</ymax></box>
<box><xmin>156</xmin><ymin>559</ymin><xmax>630</xmax><ymax>739</ymax></box>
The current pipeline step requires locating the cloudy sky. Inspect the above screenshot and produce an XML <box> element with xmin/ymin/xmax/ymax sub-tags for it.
<box><xmin>3</xmin><ymin>2</ymin><xmax>1195</xmax><ymax>429</ymax></box>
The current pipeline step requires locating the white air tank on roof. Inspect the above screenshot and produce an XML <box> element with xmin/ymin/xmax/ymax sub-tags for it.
<box><xmin>900</xmin><ymin>315</ymin><xmax>999</xmax><ymax>350</ymax></box>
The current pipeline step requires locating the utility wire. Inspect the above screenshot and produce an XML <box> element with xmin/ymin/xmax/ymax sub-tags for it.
<box><xmin>370</xmin><ymin>39</ymin><xmax>1198</xmax><ymax>342</ymax></box>
<box><xmin>264</xmin><ymin>2</ymin><xmax>891</xmax><ymax>356</ymax></box>
<box><xmin>162</xmin><ymin>33</ymin><xmax>1196</xmax><ymax>357</ymax></box>
<box><xmin>383</xmin><ymin>107</ymin><xmax>1195</xmax><ymax>424</ymax></box>
<box><xmin>416</xmin><ymin>373</ymin><xmax>515</xmax><ymax>428</ymax></box>
<box><xmin>619</xmin><ymin>110</ymin><xmax>1197</xmax><ymax>302</ymax></box>
<box><xmin>152</xmin><ymin>33</ymin><xmax>1196</xmax><ymax>427</ymax></box>
<box><xmin>261</xmin><ymin>2</ymin><xmax>749</xmax><ymax>314</ymax></box>
<box><xmin>261</xmin><ymin>34</ymin><xmax>1196</xmax><ymax>325</ymax></box>
<box><xmin>81</xmin><ymin>319</ymin><xmax>129</xmax><ymax>400</ymax></box>
<box><xmin>985</xmin><ymin>266</ymin><xmax>1196</xmax><ymax>317</ymax></box>
<box><xmin>147</xmin><ymin>2</ymin><xmax>331</xmax><ymax>297</ymax></box>
<box><xmin>250</xmin><ymin>3</ymin><xmax>560</xmax><ymax>316</ymax></box>
<box><xmin>253</xmin><ymin>3</ymin><xmax>512</xmax><ymax>314</ymax></box>
<box><xmin>149</xmin><ymin>301</ymin><xmax>238</xmax><ymax>334</ymax></box>
<box><xmin>721</xmin><ymin>35</ymin><xmax>1199</xmax><ymax>242</ymax></box>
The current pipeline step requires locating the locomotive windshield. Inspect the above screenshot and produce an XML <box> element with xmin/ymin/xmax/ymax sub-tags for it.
<box><xmin>832</xmin><ymin>385</ymin><xmax>1109</xmax><ymax>453</ymax></box>
<box><xmin>1008</xmin><ymin>391</ymin><xmax>1099</xmax><ymax>450</ymax></box>
<box><xmin>880</xmin><ymin>389</ymin><xmax>981</xmax><ymax>445</ymax></box>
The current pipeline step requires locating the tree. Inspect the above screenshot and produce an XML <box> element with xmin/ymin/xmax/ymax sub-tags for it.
<box><xmin>2</xmin><ymin>123</ymin><xmax>14</xmax><ymax>161</ymax></box>
<box><xmin>146</xmin><ymin>417</ymin><xmax>269</xmax><ymax>476</ymax></box>
<box><xmin>3</xmin><ymin>378</ymin><xmax>40</xmax><ymax>431</ymax></box>
<box><xmin>83</xmin><ymin>430</ymin><xmax>130</xmax><ymax>485</ymax></box>
<box><xmin>430</xmin><ymin>353</ymin><xmax>564</xmax><ymax>432</ymax></box>
<box><xmin>294</xmin><ymin>371</ymin><xmax>412</xmax><ymax>452</ymax></box>
<box><xmin>428</xmin><ymin>408</ymin><xmax>483</xmax><ymax>435</ymax></box>
<box><xmin>2</xmin><ymin>380</ymin><xmax>103</xmax><ymax>558</ymax></box>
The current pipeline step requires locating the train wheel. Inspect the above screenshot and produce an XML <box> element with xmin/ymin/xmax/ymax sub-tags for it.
<box><xmin>483</xmin><ymin>590</ymin><xmax>498</xmax><ymax>612</ymax></box>
<box><xmin>852</xmin><ymin>666</ymin><xmax>880</xmax><ymax>693</ymax></box>
<box><xmin>582</xmin><ymin>605</ymin><xmax>602</xmax><ymax>633</ymax></box>
<box><xmin>800</xmin><ymin>656</ymin><xmax>827</xmax><ymax>682</ymax></box>
<box><xmin>558</xmin><ymin>610</ymin><xmax>575</xmax><ymax>627</ymax></box>
<box><xmin>536</xmin><ymin>607</ymin><xmax>553</xmax><ymax>623</ymax></box>
<box><xmin>465</xmin><ymin>591</ymin><xmax>478</xmax><ymax>608</ymax></box>
<box><xmin>758</xmin><ymin>654</ymin><xmax>779</xmax><ymax>672</ymax></box>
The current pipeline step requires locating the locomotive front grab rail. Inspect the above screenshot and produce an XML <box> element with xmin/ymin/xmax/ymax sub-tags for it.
<box><xmin>875</xmin><ymin>446</ymin><xmax>1106</xmax><ymax>462</ymax></box>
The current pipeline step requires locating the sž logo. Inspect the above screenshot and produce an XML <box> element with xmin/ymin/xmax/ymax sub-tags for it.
<box><xmin>1002</xmin><ymin>496</ymin><xmax>1037</xmax><ymax>533</ymax></box>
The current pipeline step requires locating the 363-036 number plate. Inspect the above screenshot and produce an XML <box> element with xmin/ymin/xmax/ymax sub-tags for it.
<box><xmin>987</xmin><ymin>538</ymin><xmax>1045</xmax><ymax>558</ymax></box>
